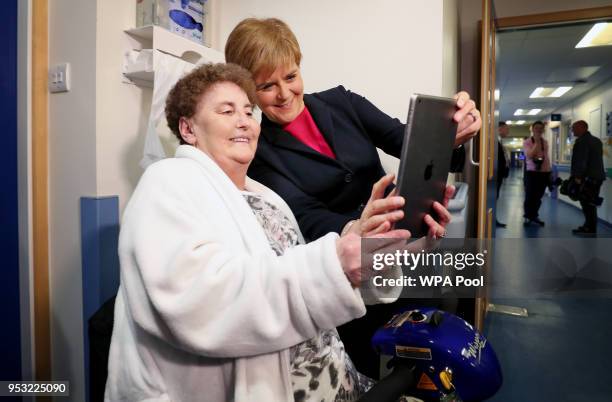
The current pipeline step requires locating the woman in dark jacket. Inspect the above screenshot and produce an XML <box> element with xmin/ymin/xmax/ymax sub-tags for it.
<box><xmin>225</xmin><ymin>17</ymin><xmax>482</xmax><ymax>378</ymax></box>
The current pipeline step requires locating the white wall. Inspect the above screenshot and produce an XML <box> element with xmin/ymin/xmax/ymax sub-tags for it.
<box><xmin>48</xmin><ymin>0</ymin><xmax>97</xmax><ymax>400</ymax></box>
<box><xmin>509</xmin><ymin>125</ymin><xmax>531</xmax><ymax>137</ymax></box>
<box><xmin>442</xmin><ymin>0</ymin><xmax>459</xmax><ymax>98</ymax></box>
<box><xmin>216</xmin><ymin>0</ymin><xmax>452</xmax><ymax>121</ymax></box>
<box><xmin>95</xmin><ymin>0</ymin><xmax>150</xmax><ymax>210</ymax></box>
<box><xmin>552</xmin><ymin>79</ymin><xmax>612</xmax><ymax>223</ymax></box>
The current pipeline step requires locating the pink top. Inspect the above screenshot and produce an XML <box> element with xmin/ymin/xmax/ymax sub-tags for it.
<box><xmin>283</xmin><ymin>106</ymin><xmax>336</xmax><ymax>159</ymax></box>
<box><xmin>523</xmin><ymin>137</ymin><xmax>551</xmax><ymax>172</ymax></box>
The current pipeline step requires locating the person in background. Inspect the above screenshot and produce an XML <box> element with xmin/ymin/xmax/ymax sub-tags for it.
<box><xmin>224</xmin><ymin>17</ymin><xmax>481</xmax><ymax>378</ymax></box>
<box><xmin>522</xmin><ymin>121</ymin><xmax>551</xmax><ymax>226</ymax></box>
<box><xmin>496</xmin><ymin>121</ymin><xmax>510</xmax><ymax>228</ymax></box>
<box><xmin>570</xmin><ymin>120</ymin><xmax>605</xmax><ymax>236</ymax></box>
<box><xmin>104</xmin><ymin>63</ymin><xmax>452</xmax><ymax>402</ymax></box>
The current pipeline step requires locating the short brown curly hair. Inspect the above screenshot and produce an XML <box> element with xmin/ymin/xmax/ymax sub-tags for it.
<box><xmin>165</xmin><ymin>63</ymin><xmax>256</xmax><ymax>144</ymax></box>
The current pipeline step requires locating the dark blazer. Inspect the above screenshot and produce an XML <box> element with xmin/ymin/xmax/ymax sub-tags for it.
<box><xmin>497</xmin><ymin>140</ymin><xmax>509</xmax><ymax>186</ymax></box>
<box><xmin>571</xmin><ymin>131</ymin><xmax>605</xmax><ymax>181</ymax></box>
<box><xmin>248</xmin><ymin>86</ymin><xmax>464</xmax><ymax>241</ymax></box>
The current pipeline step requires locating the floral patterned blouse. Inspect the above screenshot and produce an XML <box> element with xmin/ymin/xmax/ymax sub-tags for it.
<box><xmin>242</xmin><ymin>192</ymin><xmax>374</xmax><ymax>402</ymax></box>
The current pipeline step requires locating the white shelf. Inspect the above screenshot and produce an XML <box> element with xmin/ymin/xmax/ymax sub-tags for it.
<box><xmin>125</xmin><ymin>25</ymin><xmax>155</xmax><ymax>41</ymax></box>
<box><xmin>123</xmin><ymin>48</ymin><xmax>155</xmax><ymax>87</ymax></box>
<box><xmin>123</xmin><ymin>25</ymin><xmax>224</xmax><ymax>87</ymax></box>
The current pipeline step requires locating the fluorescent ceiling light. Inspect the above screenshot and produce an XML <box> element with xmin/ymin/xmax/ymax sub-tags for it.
<box><xmin>514</xmin><ymin>109</ymin><xmax>540</xmax><ymax>116</ymax></box>
<box><xmin>529</xmin><ymin>86</ymin><xmax>573</xmax><ymax>98</ymax></box>
<box><xmin>494</xmin><ymin>89</ymin><xmax>500</xmax><ymax>101</ymax></box>
<box><xmin>506</xmin><ymin>120</ymin><xmax>513</xmax><ymax>125</ymax></box>
<box><xmin>549</xmin><ymin>86</ymin><xmax>572</xmax><ymax>97</ymax></box>
<box><xmin>530</xmin><ymin>87</ymin><xmax>545</xmax><ymax>98</ymax></box>
<box><xmin>516</xmin><ymin>120</ymin><xmax>526</xmax><ymax>125</ymax></box>
<box><xmin>576</xmin><ymin>23</ymin><xmax>612</xmax><ymax>48</ymax></box>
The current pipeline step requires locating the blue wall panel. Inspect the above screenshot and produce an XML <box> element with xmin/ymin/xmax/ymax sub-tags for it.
<box><xmin>80</xmin><ymin>196</ymin><xmax>121</xmax><ymax>401</ymax></box>
<box><xmin>0</xmin><ymin>0</ymin><xmax>22</xmax><ymax>383</ymax></box>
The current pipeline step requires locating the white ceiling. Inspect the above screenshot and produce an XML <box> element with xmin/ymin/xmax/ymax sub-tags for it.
<box><xmin>496</xmin><ymin>21</ymin><xmax>612</xmax><ymax>124</ymax></box>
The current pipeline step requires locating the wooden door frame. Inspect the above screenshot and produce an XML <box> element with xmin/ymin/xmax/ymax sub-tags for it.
<box><xmin>496</xmin><ymin>5</ymin><xmax>612</xmax><ymax>30</ymax></box>
<box><xmin>475</xmin><ymin>0</ymin><xmax>495</xmax><ymax>331</ymax></box>
<box><xmin>32</xmin><ymin>0</ymin><xmax>50</xmax><ymax>382</ymax></box>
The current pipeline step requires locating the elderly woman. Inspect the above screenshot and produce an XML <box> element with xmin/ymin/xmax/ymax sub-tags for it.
<box><xmin>224</xmin><ymin>17</ymin><xmax>479</xmax><ymax>378</ymax></box>
<box><xmin>523</xmin><ymin>120</ymin><xmax>551</xmax><ymax>226</ymax></box>
<box><xmin>104</xmin><ymin>63</ymin><xmax>451</xmax><ymax>402</ymax></box>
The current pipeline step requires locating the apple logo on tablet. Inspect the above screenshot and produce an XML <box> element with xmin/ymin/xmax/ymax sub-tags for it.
<box><xmin>424</xmin><ymin>160</ymin><xmax>434</xmax><ymax>181</ymax></box>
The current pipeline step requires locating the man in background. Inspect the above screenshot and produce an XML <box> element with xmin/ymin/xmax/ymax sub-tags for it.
<box><xmin>496</xmin><ymin>122</ymin><xmax>510</xmax><ymax>228</ymax></box>
<box><xmin>570</xmin><ymin>120</ymin><xmax>605</xmax><ymax>236</ymax></box>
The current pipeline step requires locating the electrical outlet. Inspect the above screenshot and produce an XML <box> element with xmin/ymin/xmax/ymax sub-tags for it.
<box><xmin>48</xmin><ymin>63</ymin><xmax>70</xmax><ymax>93</ymax></box>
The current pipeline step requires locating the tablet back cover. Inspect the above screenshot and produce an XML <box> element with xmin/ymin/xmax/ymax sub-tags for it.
<box><xmin>395</xmin><ymin>94</ymin><xmax>457</xmax><ymax>237</ymax></box>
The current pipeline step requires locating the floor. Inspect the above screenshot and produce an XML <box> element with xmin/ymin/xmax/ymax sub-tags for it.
<box><xmin>484</xmin><ymin>169</ymin><xmax>612</xmax><ymax>402</ymax></box>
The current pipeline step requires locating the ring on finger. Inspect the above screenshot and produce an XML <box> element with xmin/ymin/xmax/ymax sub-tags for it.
<box><xmin>432</xmin><ymin>230</ymin><xmax>446</xmax><ymax>240</ymax></box>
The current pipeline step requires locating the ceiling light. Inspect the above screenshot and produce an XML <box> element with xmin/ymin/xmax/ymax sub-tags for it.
<box><xmin>529</xmin><ymin>86</ymin><xmax>573</xmax><ymax>98</ymax></box>
<box><xmin>506</xmin><ymin>120</ymin><xmax>513</xmax><ymax>125</ymax></box>
<box><xmin>576</xmin><ymin>22</ymin><xmax>612</xmax><ymax>48</ymax></box>
<box><xmin>516</xmin><ymin>120</ymin><xmax>526</xmax><ymax>125</ymax></box>
<box><xmin>514</xmin><ymin>109</ymin><xmax>541</xmax><ymax>116</ymax></box>
<box><xmin>529</xmin><ymin>87</ymin><xmax>545</xmax><ymax>98</ymax></box>
<box><xmin>494</xmin><ymin>89</ymin><xmax>500</xmax><ymax>101</ymax></box>
<box><xmin>549</xmin><ymin>86</ymin><xmax>572</xmax><ymax>97</ymax></box>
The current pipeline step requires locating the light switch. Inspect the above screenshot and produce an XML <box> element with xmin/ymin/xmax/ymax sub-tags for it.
<box><xmin>48</xmin><ymin>63</ymin><xmax>70</xmax><ymax>93</ymax></box>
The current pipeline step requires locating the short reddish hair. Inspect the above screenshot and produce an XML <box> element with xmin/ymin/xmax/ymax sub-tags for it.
<box><xmin>165</xmin><ymin>63</ymin><xmax>255</xmax><ymax>144</ymax></box>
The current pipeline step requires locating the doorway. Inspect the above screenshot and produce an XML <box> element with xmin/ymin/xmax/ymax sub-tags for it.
<box><xmin>485</xmin><ymin>5</ymin><xmax>612</xmax><ymax>401</ymax></box>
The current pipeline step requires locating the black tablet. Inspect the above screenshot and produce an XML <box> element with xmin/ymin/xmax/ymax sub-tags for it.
<box><xmin>394</xmin><ymin>94</ymin><xmax>458</xmax><ymax>238</ymax></box>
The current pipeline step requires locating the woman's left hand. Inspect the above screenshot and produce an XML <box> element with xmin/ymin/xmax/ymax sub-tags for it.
<box><xmin>424</xmin><ymin>185</ymin><xmax>454</xmax><ymax>239</ymax></box>
<box><xmin>453</xmin><ymin>91</ymin><xmax>481</xmax><ymax>147</ymax></box>
<box><xmin>345</xmin><ymin>174</ymin><xmax>406</xmax><ymax>237</ymax></box>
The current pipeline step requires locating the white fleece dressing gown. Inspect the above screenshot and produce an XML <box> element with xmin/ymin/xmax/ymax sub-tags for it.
<box><xmin>104</xmin><ymin>145</ymin><xmax>401</xmax><ymax>402</ymax></box>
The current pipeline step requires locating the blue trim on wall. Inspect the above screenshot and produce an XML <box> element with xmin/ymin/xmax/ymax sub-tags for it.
<box><xmin>80</xmin><ymin>196</ymin><xmax>121</xmax><ymax>402</ymax></box>
<box><xmin>0</xmin><ymin>0</ymin><xmax>22</xmax><ymax>384</ymax></box>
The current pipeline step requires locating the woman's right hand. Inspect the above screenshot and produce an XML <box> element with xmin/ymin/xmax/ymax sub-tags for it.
<box><xmin>343</xmin><ymin>174</ymin><xmax>406</xmax><ymax>237</ymax></box>
<box><xmin>336</xmin><ymin>230</ymin><xmax>410</xmax><ymax>287</ymax></box>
